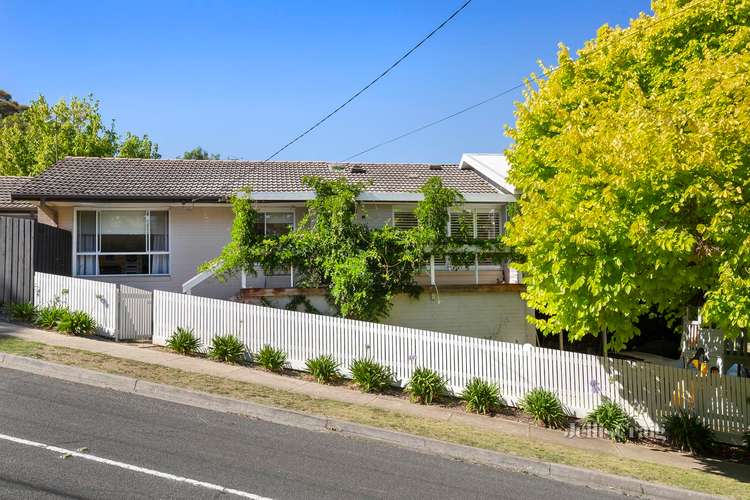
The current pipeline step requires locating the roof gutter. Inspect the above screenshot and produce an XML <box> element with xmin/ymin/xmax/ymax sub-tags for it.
<box><xmin>240</xmin><ymin>191</ymin><xmax>516</xmax><ymax>203</ymax></box>
<box><xmin>13</xmin><ymin>191</ymin><xmax>515</xmax><ymax>204</ymax></box>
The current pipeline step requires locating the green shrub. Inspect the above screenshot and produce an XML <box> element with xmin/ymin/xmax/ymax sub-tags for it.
<box><xmin>166</xmin><ymin>327</ymin><xmax>201</xmax><ymax>355</ymax></box>
<box><xmin>56</xmin><ymin>310</ymin><xmax>96</xmax><ymax>336</ymax></box>
<box><xmin>518</xmin><ymin>388</ymin><xmax>568</xmax><ymax>429</ymax></box>
<box><xmin>350</xmin><ymin>358</ymin><xmax>392</xmax><ymax>393</ymax></box>
<box><xmin>583</xmin><ymin>400</ymin><xmax>637</xmax><ymax>442</ymax></box>
<box><xmin>305</xmin><ymin>354</ymin><xmax>341</xmax><ymax>384</ymax></box>
<box><xmin>662</xmin><ymin>410</ymin><xmax>714</xmax><ymax>455</ymax></box>
<box><xmin>462</xmin><ymin>378</ymin><xmax>502</xmax><ymax>414</ymax></box>
<box><xmin>406</xmin><ymin>367</ymin><xmax>447</xmax><ymax>404</ymax></box>
<box><xmin>35</xmin><ymin>305</ymin><xmax>69</xmax><ymax>329</ymax></box>
<box><xmin>255</xmin><ymin>345</ymin><xmax>287</xmax><ymax>372</ymax></box>
<box><xmin>207</xmin><ymin>335</ymin><xmax>245</xmax><ymax>363</ymax></box>
<box><xmin>6</xmin><ymin>302</ymin><xmax>37</xmax><ymax>322</ymax></box>
<box><xmin>743</xmin><ymin>430</ymin><xmax>750</xmax><ymax>454</ymax></box>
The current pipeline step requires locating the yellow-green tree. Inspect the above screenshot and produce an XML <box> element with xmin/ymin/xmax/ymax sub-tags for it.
<box><xmin>0</xmin><ymin>94</ymin><xmax>159</xmax><ymax>176</ymax></box>
<box><xmin>504</xmin><ymin>0</ymin><xmax>750</xmax><ymax>350</ymax></box>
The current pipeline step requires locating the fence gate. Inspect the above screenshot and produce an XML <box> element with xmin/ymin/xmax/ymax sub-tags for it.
<box><xmin>117</xmin><ymin>285</ymin><xmax>152</xmax><ymax>340</ymax></box>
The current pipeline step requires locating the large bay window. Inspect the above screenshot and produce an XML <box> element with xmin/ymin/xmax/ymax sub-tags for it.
<box><xmin>75</xmin><ymin>209</ymin><xmax>170</xmax><ymax>276</ymax></box>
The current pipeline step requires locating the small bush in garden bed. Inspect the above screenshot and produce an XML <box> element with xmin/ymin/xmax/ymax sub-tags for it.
<box><xmin>305</xmin><ymin>354</ymin><xmax>341</xmax><ymax>384</ymax></box>
<box><xmin>166</xmin><ymin>327</ymin><xmax>201</xmax><ymax>355</ymax></box>
<box><xmin>662</xmin><ymin>410</ymin><xmax>714</xmax><ymax>455</ymax></box>
<box><xmin>56</xmin><ymin>310</ymin><xmax>96</xmax><ymax>336</ymax></box>
<box><xmin>255</xmin><ymin>345</ymin><xmax>287</xmax><ymax>372</ymax></box>
<box><xmin>208</xmin><ymin>335</ymin><xmax>245</xmax><ymax>363</ymax></box>
<box><xmin>406</xmin><ymin>367</ymin><xmax>447</xmax><ymax>405</ymax></box>
<box><xmin>583</xmin><ymin>400</ymin><xmax>637</xmax><ymax>442</ymax></box>
<box><xmin>35</xmin><ymin>305</ymin><xmax>69</xmax><ymax>329</ymax></box>
<box><xmin>518</xmin><ymin>388</ymin><xmax>568</xmax><ymax>429</ymax></box>
<box><xmin>6</xmin><ymin>302</ymin><xmax>37</xmax><ymax>322</ymax></box>
<box><xmin>744</xmin><ymin>430</ymin><xmax>750</xmax><ymax>454</ymax></box>
<box><xmin>350</xmin><ymin>358</ymin><xmax>393</xmax><ymax>393</ymax></box>
<box><xmin>462</xmin><ymin>378</ymin><xmax>502</xmax><ymax>415</ymax></box>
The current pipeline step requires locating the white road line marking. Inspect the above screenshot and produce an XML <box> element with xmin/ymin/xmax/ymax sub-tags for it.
<box><xmin>0</xmin><ymin>432</ymin><xmax>273</xmax><ymax>499</ymax></box>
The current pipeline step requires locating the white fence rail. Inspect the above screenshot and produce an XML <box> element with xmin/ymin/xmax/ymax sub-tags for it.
<box><xmin>34</xmin><ymin>273</ymin><xmax>118</xmax><ymax>337</ymax></box>
<box><xmin>153</xmin><ymin>290</ymin><xmax>750</xmax><ymax>441</ymax></box>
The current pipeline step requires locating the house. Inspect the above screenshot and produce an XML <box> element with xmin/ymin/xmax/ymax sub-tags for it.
<box><xmin>12</xmin><ymin>154</ymin><xmax>536</xmax><ymax>343</ymax></box>
<box><xmin>0</xmin><ymin>176</ymin><xmax>37</xmax><ymax>219</ymax></box>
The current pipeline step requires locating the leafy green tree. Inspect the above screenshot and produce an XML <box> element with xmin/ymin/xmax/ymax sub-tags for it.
<box><xmin>503</xmin><ymin>0</ymin><xmax>750</xmax><ymax>349</ymax></box>
<box><xmin>0</xmin><ymin>94</ymin><xmax>159</xmax><ymax>176</ymax></box>
<box><xmin>180</xmin><ymin>146</ymin><xmax>219</xmax><ymax>160</ymax></box>
<box><xmin>119</xmin><ymin>132</ymin><xmax>160</xmax><ymax>159</ymax></box>
<box><xmin>0</xmin><ymin>90</ymin><xmax>27</xmax><ymax>118</ymax></box>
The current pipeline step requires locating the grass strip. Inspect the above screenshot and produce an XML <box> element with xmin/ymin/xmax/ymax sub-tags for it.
<box><xmin>0</xmin><ymin>336</ymin><xmax>746</xmax><ymax>498</ymax></box>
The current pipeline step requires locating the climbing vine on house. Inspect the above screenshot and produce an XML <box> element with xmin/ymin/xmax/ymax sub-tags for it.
<box><xmin>204</xmin><ymin>176</ymin><xmax>509</xmax><ymax>322</ymax></box>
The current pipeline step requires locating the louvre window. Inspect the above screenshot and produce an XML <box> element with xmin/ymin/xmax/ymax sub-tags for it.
<box><xmin>392</xmin><ymin>210</ymin><xmax>418</xmax><ymax>230</ymax></box>
<box><xmin>392</xmin><ymin>208</ymin><xmax>446</xmax><ymax>267</ymax></box>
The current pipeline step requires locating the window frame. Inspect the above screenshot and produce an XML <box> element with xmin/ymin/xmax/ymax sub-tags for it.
<box><xmin>73</xmin><ymin>207</ymin><xmax>171</xmax><ymax>277</ymax></box>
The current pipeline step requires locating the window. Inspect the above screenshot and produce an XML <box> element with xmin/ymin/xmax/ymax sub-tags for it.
<box><xmin>252</xmin><ymin>211</ymin><xmax>295</xmax><ymax>276</ymax></box>
<box><xmin>449</xmin><ymin>209</ymin><xmax>503</xmax><ymax>267</ymax></box>
<box><xmin>448</xmin><ymin>208</ymin><xmax>502</xmax><ymax>240</ymax></box>
<box><xmin>392</xmin><ymin>207</ymin><xmax>449</xmax><ymax>267</ymax></box>
<box><xmin>75</xmin><ymin>209</ymin><xmax>170</xmax><ymax>276</ymax></box>
<box><xmin>392</xmin><ymin>209</ymin><xmax>418</xmax><ymax>230</ymax></box>
<box><xmin>254</xmin><ymin>211</ymin><xmax>295</xmax><ymax>237</ymax></box>
<box><xmin>392</xmin><ymin>206</ymin><xmax>505</xmax><ymax>270</ymax></box>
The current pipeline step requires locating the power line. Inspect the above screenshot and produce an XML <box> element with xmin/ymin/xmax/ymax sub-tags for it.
<box><xmin>263</xmin><ymin>0</ymin><xmax>474</xmax><ymax>161</ymax></box>
<box><xmin>341</xmin><ymin>85</ymin><xmax>524</xmax><ymax>162</ymax></box>
<box><xmin>341</xmin><ymin>0</ymin><xmax>712</xmax><ymax>162</ymax></box>
<box><xmin>189</xmin><ymin>0</ymin><xmax>473</xmax><ymax>204</ymax></box>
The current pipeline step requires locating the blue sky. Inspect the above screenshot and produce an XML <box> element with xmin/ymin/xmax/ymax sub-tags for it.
<box><xmin>2</xmin><ymin>1</ymin><xmax>650</xmax><ymax>163</ymax></box>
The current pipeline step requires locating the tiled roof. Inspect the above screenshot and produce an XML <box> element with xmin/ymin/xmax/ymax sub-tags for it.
<box><xmin>11</xmin><ymin>157</ymin><xmax>501</xmax><ymax>202</ymax></box>
<box><xmin>0</xmin><ymin>176</ymin><xmax>35</xmax><ymax>210</ymax></box>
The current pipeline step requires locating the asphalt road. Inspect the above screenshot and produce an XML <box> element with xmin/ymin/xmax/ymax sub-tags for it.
<box><xmin>0</xmin><ymin>367</ymin><xmax>623</xmax><ymax>499</ymax></box>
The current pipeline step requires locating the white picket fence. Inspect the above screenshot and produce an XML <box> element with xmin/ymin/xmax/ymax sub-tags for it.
<box><xmin>153</xmin><ymin>290</ymin><xmax>750</xmax><ymax>441</ymax></box>
<box><xmin>33</xmin><ymin>273</ymin><xmax>152</xmax><ymax>340</ymax></box>
<box><xmin>34</xmin><ymin>273</ymin><xmax>118</xmax><ymax>337</ymax></box>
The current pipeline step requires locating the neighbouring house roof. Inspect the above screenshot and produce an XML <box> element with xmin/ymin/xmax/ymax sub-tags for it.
<box><xmin>0</xmin><ymin>176</ymin><xmax>36</xmax><ymax>211</ymax></box>
<box><xmin>11</xmin><ymin>156</ymin><xmax>516</xmax><ymax>204</ymax></box>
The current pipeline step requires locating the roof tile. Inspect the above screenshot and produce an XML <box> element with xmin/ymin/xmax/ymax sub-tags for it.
<box><xmin>0</xmin><ymin>176</ymin><xmax>35</xmax><ymax>209</ymax></box>
<box><xmin>12</xmin><ymin>157</ymin><xmax>500</xmax><ymax>201</ymax></box>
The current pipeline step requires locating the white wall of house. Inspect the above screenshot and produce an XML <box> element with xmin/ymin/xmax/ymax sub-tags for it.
<box><xmin>50</xmin><ymin>200</ymin><xmax>510</xmax><ymax>299</ymax></box>
<box><xmin>54</xmin><ymin>204</ymin><xmax>241</xmax><ymax>299</ymax></box>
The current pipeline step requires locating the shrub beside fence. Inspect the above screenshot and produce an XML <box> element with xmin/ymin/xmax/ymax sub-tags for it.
<box><xmin>153</xmin><ymin>290</ymin><xmax>750</xmax><ymax>442</ymax></box>
<box><xmin>34</xmin><ymin>273</ymin><xmax>152</xmax><ymax>340</ymax></box>
<box><xmin>35</xmin><ymin>273</ymin><xmax>117</xmax><ymax>337</ymax></box>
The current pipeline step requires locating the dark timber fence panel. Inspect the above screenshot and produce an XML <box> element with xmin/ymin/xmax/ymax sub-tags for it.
<box><xmin>0</xmin><ymin>217</ymin><xmax>34</xmax><ymax>304</ymax></box>
<box><xmin>34</xmin><ymin>222</ymin><xmax>72</xmax><ymax>275</ymax></box>
<box><xmin>0</xmin><ymin>216</ymin><xmax>72</xmax><ymax>305</ymax></box>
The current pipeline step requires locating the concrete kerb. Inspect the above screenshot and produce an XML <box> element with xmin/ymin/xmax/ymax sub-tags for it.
<box><xmin>0</xmin><ymin>353</ymin><xmax>722</xmax><ymax>500</ymax></box>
